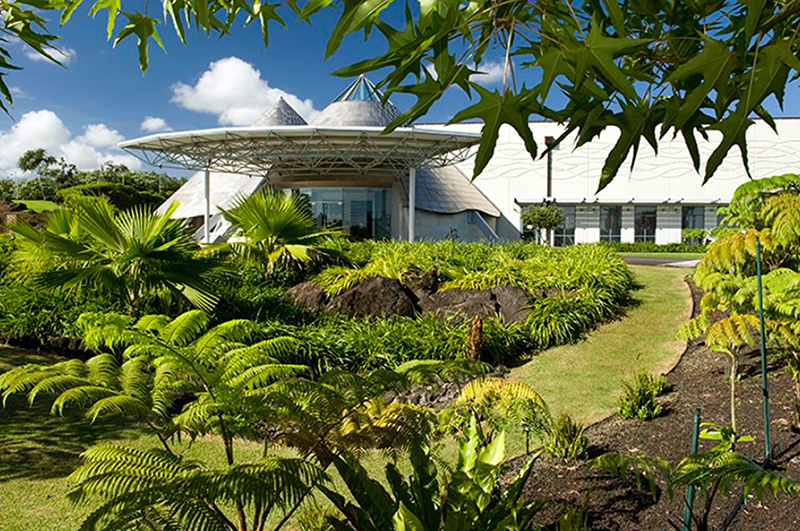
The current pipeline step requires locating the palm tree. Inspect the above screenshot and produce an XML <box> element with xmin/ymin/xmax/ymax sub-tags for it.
<box><xmin>220</xmin><ymin>188</ymin><xmax>343</xmax><ymax>275</ymax></box>
<box><xmin>9</xmin><ymin>198</ymin><xmax>220</xmax><ymax>312</ymax></box>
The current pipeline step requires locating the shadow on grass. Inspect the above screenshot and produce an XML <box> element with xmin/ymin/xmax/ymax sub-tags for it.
<box><xmin>0</xmin><ymin>394</ymin><xmax>141</xmax><ymax>482</ymax></box>
<box><xmin>0</xmin><ymin>347</ymin><xmax>143</xmax><ymax>482</ymax></box>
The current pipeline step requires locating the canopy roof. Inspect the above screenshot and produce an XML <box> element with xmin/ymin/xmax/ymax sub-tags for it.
<box><xmin>119</xmin><ymin>125</ymin><xmax>480</xmax><ymax>178</ymax></box>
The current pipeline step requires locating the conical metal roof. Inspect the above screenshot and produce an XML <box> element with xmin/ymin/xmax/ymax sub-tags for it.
<box><xmin>250</xmin><ymin>97</ymin><xmax>307</xmax><ymax>127</ymax></box>
<box><xmin>309</xmin><ymin>75</ymin><xmax>402</xmax><ymax>127</ymax></box>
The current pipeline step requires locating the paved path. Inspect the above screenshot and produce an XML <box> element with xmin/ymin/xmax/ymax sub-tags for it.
<box><xmin>622</xmin><ymin>256</ymin><xmax>700</xmax><ymax>268</ymax></box>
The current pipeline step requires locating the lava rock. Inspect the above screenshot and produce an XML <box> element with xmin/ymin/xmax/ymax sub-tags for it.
<box><xmin>491</xmin><ymin>285</ymin><xmax>533</xmax><ymax>323</ymax></box>
<box><xmin>402</xmin><ymin>270</ymin><xmax>439</xmax><ymax>299</ymax></box>
<box><xmin>325</xmin><ymin>276</ymin><xmax>417</xmax><ymax>318</ymax></box>
<box><xmin>285</xmin><ymin>281</ymin><xmax>327</xmax><ymax>311</ymax></box>
<box><xmin>421</xmin><ymin>288</ymin><xmax>498</xmax><ymax>321</ymax></box>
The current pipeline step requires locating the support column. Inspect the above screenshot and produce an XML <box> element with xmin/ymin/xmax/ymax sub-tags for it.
<box><xmin>408</xmin><ymin>167</ymin><xmax>416</xmax><ymax>242</ymax></box>
<box><xmin>203</xmin><ymin>167</ymin><xmax>211</xmax><ymax>244</ymax></box>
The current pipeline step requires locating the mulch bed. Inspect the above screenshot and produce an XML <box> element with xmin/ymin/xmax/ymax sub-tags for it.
<box><xmin>512</xmin><ymin>277</ymin><xmax>800</xmax><ymax>530</ymax></box>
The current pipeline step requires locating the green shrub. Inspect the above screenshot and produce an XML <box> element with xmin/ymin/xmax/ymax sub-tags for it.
<box><xmin>617</xmin><ymin>371</ymin><xmax>669</xmax><ymax>420</ymax></box>
<box><xmin>57</xmin><ymin>182</ymin><xmax>166</xmax><ymax>210</ymax></box>
<box><xmin>262</xmin><ymin>314</ymin><xmax>470</xmax><ymax>372</ymax></box>
<box><xmin>544</xmin><ymin>412</ymin><xmax>588</xmax><ymax>459</ymax></box>
<box><xmin>604</xmin><ymin>241</ymin><xmax>706</xmax><ymax>253</ymax></box>
<box><xmin>0</xmin><ymin>273</ymin><xmax>126</xmax><ymax>349</ymax></box>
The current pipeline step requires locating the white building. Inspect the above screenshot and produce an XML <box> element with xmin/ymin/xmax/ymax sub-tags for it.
<box><xmin>130</xmin><ymin>76</ymin><xmax>800</xmax><ymax>246</ymax></box>
<box><xmin>426</xmin><ymin>118</ymin><xmax>800</xmax><ymax>244</ymax></box>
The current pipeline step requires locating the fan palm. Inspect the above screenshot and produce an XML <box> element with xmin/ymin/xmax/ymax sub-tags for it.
<box><xmin>8</xmin><ymin>198</ymin><xmax>220</xmax><ymax>312</ymax></box>
<box><xmin>220</xmin><ymin>188</ymin><xmax>343</xmax><ymax>275</ymax></box>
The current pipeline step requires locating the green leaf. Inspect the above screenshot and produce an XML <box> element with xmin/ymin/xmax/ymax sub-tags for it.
<box><xmin>449</xmin><ymin>84</ymin><xmax>540</xmax><ymax>179</ymax></box>
<box><xmin>392</xmin><ymin>502</ymin><xmax>425</xmax><ymax>531</ymax></box>
<box><xmin>325</xmin><ymin>0</ymin><xmax>395</xmax><ymax>59</ymax></box>
<box><xmin>59</xmin><ymin>0</ymin><xmax>85</xmax><ymax>25</ymax></box>
<box><xmin>89</xmin><ymin>0</ymin><xmax>122</xmax><ymax>40</ymax></box>
<box><xmin>602</xmin><ymin>0</ymin><xmax>627</xmax><ymax>37</ymax></box>
<box><xmin>569</xmin><ymin>19</ymin><xmax>650</xmax><ymax>100</ymax></box>
<box><xmin>245</xmin><ymin>0</ymin><xmax>285</xmax><ymax>48</ymax></box>
<box><xmin>745</xmin><ymin>0</ymin><xmax>767</xmax><ymax>41</ymax></box>
<box><xmin>665</xmin><ymin>35</ymin><xmax>737</xmax><ymax>132</ymax></box>
<box><xmin>112</xmin><ymin>13</ymin><xmax>165</xmax><ymax>72</ymax></box>
<box><xmin>704</xmin><ymin>113</ymin><xmax>754</xmax><ymax>183</ymax></box>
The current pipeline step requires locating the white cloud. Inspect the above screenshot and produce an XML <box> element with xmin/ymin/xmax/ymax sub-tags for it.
<box><xmin>9</xmin><ymin>87</ymin><xmax>31</xmax><ymax>100</ymax></box>
<box><xmin>26</xmin><ymin>47</ymin><xmax>77</xmax><ymax>65</ymax></box>
<box><xmin>0</xmin><ymin>109</ymin><xmax>140</xmax><ymax>177</ymax></box>
<box><xmin>76</xmin><ymin>123</ymin><xmax>125</xmax><ymax>149</ymax></box>
<box><xmin>171</xmin><ymin>57</ymin><xmax>317</xmax><ymax>125</ymax></box>
<box><xmin>140</xmin><ymin>116</ymin><xmax>172</xmax><ymax>132</ymax></box>
<box><xmin>473</xmin><ymin>61</ymin><xmax>507</xmax><ymax>85</ymax></box>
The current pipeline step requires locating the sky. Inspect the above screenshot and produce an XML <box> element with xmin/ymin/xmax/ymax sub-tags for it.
<box><xmin>2</xmin><ymin>5</ymin><xmax>800</xmax><ymax>178</ymax></box>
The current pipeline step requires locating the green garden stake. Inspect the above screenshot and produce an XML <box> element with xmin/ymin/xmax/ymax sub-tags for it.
<box><xmin>683</xmin><ymin>408</ymin><xmax>701</xmax><ymax>531</ymax></box>
<box><xmin>756</xmin><ymin>237</ymin><xmax>772</xmax><ymax>463</ymax></box>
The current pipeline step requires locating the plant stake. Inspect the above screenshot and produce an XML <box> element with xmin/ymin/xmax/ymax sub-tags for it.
<box><xmin>756</xmin><ymin>237</ymin><xmax>772</xmax><ymax>463</ymax></box>
<box><xmin>683</xmin><ymin>408</ymin><xmax>701</xmax><ymax>531</ymax></box>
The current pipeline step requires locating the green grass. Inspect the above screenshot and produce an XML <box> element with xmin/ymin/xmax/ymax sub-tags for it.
<box><xmin>619</xmin><ymin>252</ymin><xmax>704</xmax><ymax>260</ymax></box>
<box><xmin>12</xmin><ymin>200</ymin><xmax>59</xmax><ymax>213</ymax></box>
<box><xmin>506</xmin><ymin>265</ymin><xmax>692</xmax><ymax>456</ymax></box>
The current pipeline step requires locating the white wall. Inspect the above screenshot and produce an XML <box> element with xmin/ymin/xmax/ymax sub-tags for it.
<box><xmin>422</xmin><ymin>119</ymin><xmax>800</xmax><ymax>236</ymax></box>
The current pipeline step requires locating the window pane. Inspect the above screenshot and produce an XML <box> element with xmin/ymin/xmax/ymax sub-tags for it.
<box><xmin>600</xmin><ymin>206</ymin><xmax>622</xmax><ymax>243</ymax></box>
<box><xmin>299</xmin><ymin>187</ymin><xmax>391</xmax><ymax>239</ymax></box>
<box><xmin>682</xmin><ymin>206</ymin><xmax>705</xmax><ymax>229</ymax></box>
<box><xmin>634</xmin><ymin>206</ymin><xmax>657</xmax><ymax>242</ymax></box>
<box><xmin>553</xmin><ymin>206</ymin><xmax>576</xmax><ymax>247</ymax></box>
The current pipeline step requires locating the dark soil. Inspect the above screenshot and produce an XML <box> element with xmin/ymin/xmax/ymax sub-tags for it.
<box><xmin>514</xmin><ymin>277</ymin><xmax>800</xmax><ymax>531</ymax></box>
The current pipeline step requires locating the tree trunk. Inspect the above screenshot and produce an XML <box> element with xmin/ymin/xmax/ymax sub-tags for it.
<box><xmin>467</xmin><ymin>315</ymin><xmax>484</xmax><ymax>361</ymax></box>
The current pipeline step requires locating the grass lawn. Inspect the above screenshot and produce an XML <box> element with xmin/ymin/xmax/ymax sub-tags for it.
<box><xmin>506</xmin><ymin>265</ymin><xmax>692</xmax><ymax>456</ymax></box>
<box><xmin>11</xmin><ymin>200</ymin><xmax>59</xmax><ymax>213</ymax></box>
<box><xmin>619</xmin><ymin>252</ymin><xmax>705</xmax><ymax>260</ymax></box>
<box><xmin>0</xmin><ymin>265</ymin><xmax>693</xmax><ymax>530</ymax></box>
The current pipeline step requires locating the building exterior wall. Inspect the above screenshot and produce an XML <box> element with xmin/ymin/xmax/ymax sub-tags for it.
<box><xmin>422</xmin><ymin>118</ymin><xmax>800</xmax><ymax>243</ymax></box>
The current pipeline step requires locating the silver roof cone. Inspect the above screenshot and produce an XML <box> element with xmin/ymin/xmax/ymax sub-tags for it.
<box><xmin>250</xmin><ymin>97</ymin><xmax>308</xmax><ymax>127</ymax></box>
<box><xmin>309</xmin><ymin>75</ymin><xmax>402</xmax><ymax>127</ymax></box>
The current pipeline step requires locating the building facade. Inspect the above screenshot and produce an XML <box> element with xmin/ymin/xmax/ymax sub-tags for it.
<box><xmin>426</xmin><ymin>119</ymin><xmax>800</xmax><ymax>244</ymax></box>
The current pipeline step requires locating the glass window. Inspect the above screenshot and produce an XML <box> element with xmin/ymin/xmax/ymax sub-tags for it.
<box><xmin>553</xmin><ymin>206</ymin><xmax>576</xmax><ymax>247</ymax></box>
<box><xmin>682</xmin><ymin>206</ymin><xmax>705</xmax><ymax>229</ymax></box>
<box><xmin>298</xmin><ymin>187</ymin><xmax>391</xmax><ymax>239</ymax></box>
<box><xmin>600</xmin><ymin>205</ymin><xmax>622</xmax><ymax>243</ymax></box>
<box><xmin>634</xmin><ymin>206</ymin><xmax>657</xmax><ymax>243</ymax></box>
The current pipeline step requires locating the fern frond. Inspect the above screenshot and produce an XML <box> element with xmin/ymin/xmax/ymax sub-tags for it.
<box><xmin>160</xmin><ymin>310</ymin><xmax>209</xmax><ymax>347</ymax></box>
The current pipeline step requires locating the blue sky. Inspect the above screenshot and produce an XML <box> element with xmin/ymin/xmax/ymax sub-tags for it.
<box><xmin>1</xmin><ymin>5</ymin><xmax>799</xmax><ymax>177</ymax></box>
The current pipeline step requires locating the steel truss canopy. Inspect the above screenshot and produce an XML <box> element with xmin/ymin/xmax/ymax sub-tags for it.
<box><xmin>119</xmin><ymin>125</ymin><xmax>481</xmax><ymax>178</ymax></box>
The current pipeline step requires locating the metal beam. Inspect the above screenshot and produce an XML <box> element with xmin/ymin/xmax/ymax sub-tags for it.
<box><xmin>203</xmin><ymin>167</ymin><xmax>211</xmax><ymax>244</ymax></box>
<box><xmin>408</xmin><ymin>166</ymin><xmax>416</xmax><ymax>242</ymax></box>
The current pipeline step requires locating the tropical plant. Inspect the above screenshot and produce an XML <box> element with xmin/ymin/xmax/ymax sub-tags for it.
<box><xmin>8</xmin><ymin>198</ymin><xmax>220</xmax><ymax>311</ymax></box>
<box><xmin>6</xmin><ymin>2</ymin><xmax>800</xmax><ymax>193</ymax></box>
<box><xmin>681</xmin><ymin>174</ymin><xmax>800</xmax><ymax>429</ymax></box>
<box><xmin>521</xmin><ymin>204</ymin><xmax>565</xmax><ymax>245</ymax></box>
<box><xmin>594</xmin><ymin>431</ymin><xmax>800</xmax><ymax>531</ymax></box>
<box><xmin>544</xmin><ymin>412</ymin><xmax>589</xmax><ymax>459</ymax></box>
<box><xmin>617</xmin><ymin>371</ymin><xmax>668</xmax><ymax>421</ymax></box>
<box><xmin>318</xmin><ymin>416</ymin><xmax>546</xmax><ymax>531</ymax></box>
<box><xmin>221</xmin><ymin>188</ymin><xmax>343</xmax><ymax>276</ymax></box>
<box><xmin>445</xmin><ymin>377</ymin><xmax>551</xmax><ymax>444</ymax></box>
